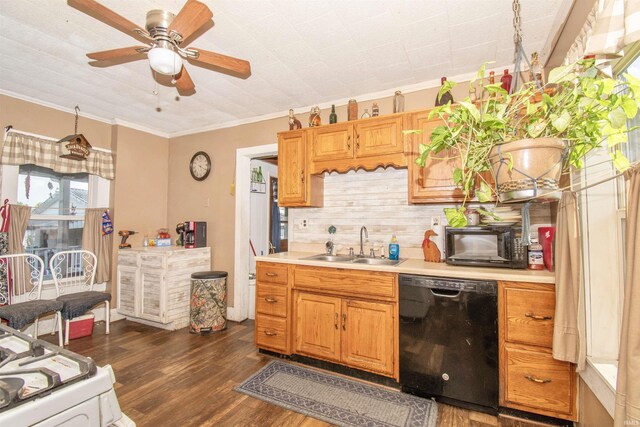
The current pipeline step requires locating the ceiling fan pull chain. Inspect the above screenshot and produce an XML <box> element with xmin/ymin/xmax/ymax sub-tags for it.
<box><xmin>74</xmin><ymin>105</ymin><xmax>80</xmax><ymax>134</ymax></box>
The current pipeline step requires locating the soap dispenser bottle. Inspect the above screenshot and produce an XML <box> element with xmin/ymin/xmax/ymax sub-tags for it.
<box><xmin>389</xmin><ymin>234</ymin><xmax>400</xmax><ymax>260</ymax></box>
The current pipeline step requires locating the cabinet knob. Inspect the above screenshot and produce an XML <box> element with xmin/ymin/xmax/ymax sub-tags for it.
<box><xmin>264</xmin><ymin>330</ymin><xmax>277</xmax><ymax>336</ymax></box>
<box><xmin>264</xmin><ymin>297</ymin><xmax>277</xmax><ymax>303</ymax></box>
<box><xmin>525</xmin><ymin>312</ymin><xmax>552</xmax><ymax>321</ymax></box>
<box><xmin>525</xmin><ymin>374</ymin><xmax>551</xmax><ymax>384</ymax></box>
<box><xmin>301</xmin><ymin>171</ymin><xmax>305</xmax><ymax>183</ymax></box>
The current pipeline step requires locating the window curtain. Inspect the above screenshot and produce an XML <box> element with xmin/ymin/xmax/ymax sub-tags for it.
<box><xmin>586</xmin><ymin>0</ymin><xmax>640</xmax><ymax>57</ymax></box>
<box><xmin>271</xmin><ymin>198</ymin><xmax>281</xmax><ymax>253</ymax></box>
<box><xmin>8</xmin><ymin>204</ymin><xmax>32</xmax><ymax>299</ymax></box>
<box><xmin>552</xmin><ymin>191</ymin><xmax>587</xmax><ymax>372</ymax></box>
<box><xmin>614</xmin><ymin>165</ymin><xmax>640</xmax><ymax>426</ymax></box>
<box><xmin>1</xmin><ymin>131</ymin><xmax>115</xmax><ymax>180</ymax></box>
<box><xmin>82</xmin><ymin>208</ymin><xmax>112</xmax><ymax>284</ymax></box>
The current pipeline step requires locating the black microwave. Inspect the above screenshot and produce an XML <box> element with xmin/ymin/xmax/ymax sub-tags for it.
<box><xmin>444</xmin><ymin>226</ymin><xmax>527</xmax><ymax>269</ymax></box>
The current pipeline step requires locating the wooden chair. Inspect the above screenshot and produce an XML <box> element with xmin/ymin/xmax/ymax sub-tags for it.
<box><xmin>0</xmin><ymin>253</ymin><xmax>64</xmax><ymax>346</ymax></box>
<box><xmin>50</xmin><ymin>250</ymin><xmax>111</xmax><ymax>345</ymax></box>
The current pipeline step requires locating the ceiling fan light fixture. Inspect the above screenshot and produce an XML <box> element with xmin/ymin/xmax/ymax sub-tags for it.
<box><xmin>148</xmin><ymin>45</ymin><xmax>183</xmax><ymax>76</ymax></box>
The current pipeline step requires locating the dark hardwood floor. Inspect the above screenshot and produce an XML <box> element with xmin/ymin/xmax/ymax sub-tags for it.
<box><xmin>41</xmin><ymin>319</ymin><xmax>555</xmax><ymax>427</ymax></box>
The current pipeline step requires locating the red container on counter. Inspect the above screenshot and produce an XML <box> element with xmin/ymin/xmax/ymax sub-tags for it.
<box><xmin>538</xmin><ymin>226</ymin><xmax>556</xmax><ymax>272</ymax></box>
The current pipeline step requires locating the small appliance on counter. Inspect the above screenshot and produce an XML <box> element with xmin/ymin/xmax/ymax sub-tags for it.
<box><xmin>184</xmin><ymin>221</ymin><xmax>207</xmax><ymax>248</ymax></box>
<box><xmin>444</xmin><ymin>226</ymin><xmax>526</xmax><ymax>269</ymax></box>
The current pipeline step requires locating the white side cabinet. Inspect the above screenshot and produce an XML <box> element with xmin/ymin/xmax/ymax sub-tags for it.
<box><xmin>116</xmin><ymin>247</ymin><xmax>211</xmax><ymax>330</ymax></box>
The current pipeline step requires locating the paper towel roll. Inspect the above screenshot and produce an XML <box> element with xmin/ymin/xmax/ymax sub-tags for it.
<box><xmin>431</xmin><ymin>225</ymin><xmax>446</xmax><ymax>261</ymax></box>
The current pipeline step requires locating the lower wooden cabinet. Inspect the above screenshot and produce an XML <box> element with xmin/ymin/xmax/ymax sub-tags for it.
<box><xmin>255</xmin><ymin>262</ymin><xmax>293</xmax><ymax>354</ymax></box>
<box><xmin>340</xmin><ymin>299</ymin><xmax>394</xmax><ymax>375</ymax></box>
<box><xmin>499</xmin><ymin>281</ymin><xmax>577</xmax><ymax>421</ymax></box>
<box><xmin>295</xmin><ymin>292</ymin><xmax>341</xmax><ymax>362</ymax></box>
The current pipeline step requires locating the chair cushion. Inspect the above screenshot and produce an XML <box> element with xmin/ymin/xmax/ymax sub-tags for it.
<box><xmin>57</xmin><ymin>291</ymin><xmax>111</xmax><ymax>320</ymax></box>
<box><xmin>0</xmin><ymin>300</ymin><xmax>64</xmax><ymax>330</ymax></box>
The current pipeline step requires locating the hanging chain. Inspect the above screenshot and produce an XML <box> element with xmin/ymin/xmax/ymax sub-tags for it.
<box><xmin>74</xmin><ymin>105</ymin><xmax>80</xmax><ymax>134</ymax></box>
<box><xmin>512</xmin><ymin>0</ymin><xmax>522</xmax><ymax>61</ymax></box>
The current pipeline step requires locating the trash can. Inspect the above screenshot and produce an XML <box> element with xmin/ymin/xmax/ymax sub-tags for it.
<box><xmin>189</xmin><ymin>271</ymin><xmax>228</xmax><ymax>334</ymax></box>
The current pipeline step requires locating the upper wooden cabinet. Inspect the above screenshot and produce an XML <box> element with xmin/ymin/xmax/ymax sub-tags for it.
<box><xmin>407</xmin><ymin>111</ymin><xmax>468</xmax><ymax>203</ymax></box>
<box><xmin>310</xmin><ymin>114</ymin><xmax>407</xmax><ymax>174</ymax></box>
<box><xmin>278</xmin><ymin>130</ymin><xmax>323</xmax><ymax>207</ymax></box>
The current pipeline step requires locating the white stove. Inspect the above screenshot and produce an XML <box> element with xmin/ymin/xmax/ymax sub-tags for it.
<box><xmin>0</xmin><ymin>324</ymin><xmax>134</xmax><ymax>427</ymax></box>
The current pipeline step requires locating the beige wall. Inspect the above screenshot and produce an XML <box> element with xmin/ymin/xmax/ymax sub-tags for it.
<box><xmin>1</xmin><ymin>94</ymin><xmax>170</xmax><ymax>299</ymax></box>
<box><xmin>166</xmin><ymin>81</ymin><xmax>472</xmax><ymax>306</ymax></box>
<box><xmin>578</xmin><ymin>378</ymin><xmax>613</xmax><ymax>427</ymax></box>
<box><xmin>110</xmin><ymin>125</ymin><xmax>169</xmax><ymax>287</ymax></box>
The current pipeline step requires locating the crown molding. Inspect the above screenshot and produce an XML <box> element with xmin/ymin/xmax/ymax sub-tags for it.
<box><xmin>168</xmin><ymin>63</ymin><xmax>515</xmax><ymax>138</ymax></box>
<box><xmin>3</xmin><ymin>63</ymin><xmax>514</xmax><ymax>140</ymax></box>
<box><xmin>0</xmin><ymin>89</ymin><xmax>170</xmax><ymax>139</ymax></box>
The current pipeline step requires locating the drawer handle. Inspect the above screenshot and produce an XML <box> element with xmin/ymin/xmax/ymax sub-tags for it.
<box><xmin>264</xmin><ymin>330</ymin><xmax>278</xmax><ymax>336</ymax></box>
<box><xmin>525</xmin><ymin>312</ymin><xmax>552</xmax><ymax>321</ymax></box>
<box><xmin>265</xmin><ymin>272</ymin><xmax>278</xmax><ymax>277</ymax></box>
<box><xmin>525</xmin><ymin>374</ymin><xmax>551</xmax><ymax>384</ymax></box>
<box><xmin>264</xmin><ymin>297</ymin><xmax>278</xmax><ymax>303</ymax></box>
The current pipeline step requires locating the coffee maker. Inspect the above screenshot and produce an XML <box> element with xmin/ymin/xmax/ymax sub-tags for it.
<box><xmin>184</xmin><ymin>221</ymin><xmax>207</xmax><ymax>248</ymax></box>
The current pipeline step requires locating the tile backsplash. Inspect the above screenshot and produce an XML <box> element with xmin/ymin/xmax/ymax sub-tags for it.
<box><xmin>288</xmin><ymin>167</ymin><xmax>551</xmax><ymax>254</ymax></box>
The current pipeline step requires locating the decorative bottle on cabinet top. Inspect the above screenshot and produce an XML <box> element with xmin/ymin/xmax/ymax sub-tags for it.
<box><xmin>361</xmin><ymin>108</ymin><xmax>371</xmax><ymax>119</ymax></box>
<box><xmin>329</xmin><ymin>104</ymin><xmax>337</xmax><ymax>124</ymax></box>
<box><xmin>348</xmin><ymin>99</ymin><xmax>358</xmax><ymax>121</ymax></box>
<box><xmin>435</xmin><ymin>77</ymin><xmax>453</xmax><ymax>106</ymax></box>
<box><xmin>393</xmin><ymin>91</ymin><xmax>404</xmax><ymax>113</ymax></box>
<box><xmin>309</xmin><ymin>106</ymin><xmax>321</xmax><ymax>127</ymax></box>
<box><xmin>372</xmin><ymin>102</ymin><xmax>379</xmax><ymax>117</ymax></box>
<box><xmin>500</xmin><ymin>69</ymin><xmax>513</xmax><ymax>94</ymax></box>
<box><xmin>288</xmin><ymin>109</ymin><xmax>301</xmax><ymax>130</ymax></box>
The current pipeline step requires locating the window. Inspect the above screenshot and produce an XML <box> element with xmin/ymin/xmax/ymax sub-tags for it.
<box><xmin>579</xmin><ymin>46</ymin><xmax>640</xmax><ymax>375</ymax></box>
<box><xmin>1</xmin><ymin>163</ymin><xmax>110</xmax><ymax>279</ymax></box>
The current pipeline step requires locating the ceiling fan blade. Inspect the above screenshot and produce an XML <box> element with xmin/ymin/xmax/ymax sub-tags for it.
<box><xmin>87</xmin><ymin>46</ymin><xmax>148</xmax><ymax>61</ymax></box>
<box><xmin>188</xmin><ymin>48</ymin><xmax>251</xmax><ymax>79</ymax></box>
<box><xmin>168</xmin><ymin>0</ymin><xmax>213</xmax><ymax>42</ymax></box>
<box><xmin>175</xmin><ymin>67</ymin><xmax>196</xmax><ymax>96</ymax></box>
<box><xmin>67</xmin><ymin>0</ymin><xmax>149</xmax><ymax>44</ymax></box>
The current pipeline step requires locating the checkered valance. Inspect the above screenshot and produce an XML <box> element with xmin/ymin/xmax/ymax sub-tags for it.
<box><xmin>1</xmin><ymin>131</ymin><xmax>115</xmax><ymax>180</ymax></box>
<box><xmin>586</xmin><ymin>0</ymin><xmax>640</xmax><ymax>56</ymax></box>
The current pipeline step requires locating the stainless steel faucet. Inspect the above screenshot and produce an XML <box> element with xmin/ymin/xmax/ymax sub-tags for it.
<box><xmin>359</xmin><ymin>226</ymin><xmax>368</xmax><ymax>256</ymax></box>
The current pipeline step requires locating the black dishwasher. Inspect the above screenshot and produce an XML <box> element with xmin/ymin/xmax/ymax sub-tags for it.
<box><xmin>399</xmin><ymin>274</ymin><xmax>498</xmax><ymax>414</ymax></box>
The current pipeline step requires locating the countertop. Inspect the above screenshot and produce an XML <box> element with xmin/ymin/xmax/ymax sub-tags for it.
<box><xmin>255</xmin><ymin>251</ymin><xmax>555</xmax><ymax>284</ymax></box>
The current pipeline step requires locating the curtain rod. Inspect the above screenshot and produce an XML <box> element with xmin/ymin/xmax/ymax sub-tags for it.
<box><xmin>520</xmin><ymin>161</ymin><xmax>640</xmax><ymax>202</ymax></box>
<box><xmin>4</xmin><ymin>126</ymin><xmax>113</xmax><ymax>154</ymax></box>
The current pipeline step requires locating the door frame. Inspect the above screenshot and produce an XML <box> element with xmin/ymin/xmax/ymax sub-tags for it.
<box><xmin>229</xmin><ymin>143</ymin><xmax>278</xmax><ymax>322</ymax></box>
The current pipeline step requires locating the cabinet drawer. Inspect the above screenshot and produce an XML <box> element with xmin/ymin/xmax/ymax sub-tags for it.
<box><xmin>257</xmin><ymin>263</ymin><xmax>288</xmax><ymax>285</ymax></box>
<box><xmin>255</xmin><ymin>315</ymin><xmax>288</xmax><ymax>352</ymax></box>
<box><xmin>294</xmin><ymin>266</ymin><xmax>395</xmax><ymax>300</ymax></box>
<box><xmin>256</xmin><ymin>283</ymin><xmax>288</xmax><ymax>318</ymax></box>
<box><xmin>504</xmin><ymin>286</ymin><xmax>555</xmax><ymax>347</ymax></box>
<box><xmin>504</xmin><ymin>346</ymin><xmax>574</xmax><ymax>417</ymax></box>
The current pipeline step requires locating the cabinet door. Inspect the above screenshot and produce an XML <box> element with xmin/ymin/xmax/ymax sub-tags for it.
<box><xmin>311</xmin><ymin>124</ymin><xmax>353</xmax><ymax>162</ymax></box>
<box><xmin>278</xmin><ymin>130</ymin><xmax>307</xmax><ymax>205</ymax></box>
<box><xmin>354</xmin><ymin>116</ymin><xmax>403</xmax><ymax>158</ymax></box>
<box><xmin>408</xmin><ymin>112</ymin><xmax>468</xmax><ymax>203</ymax></box>
<box><xmin>116</xmin><ymin>265</ymin><xmax>138</xmax><ymax>317</ymax></box>
<box><xmin>139</xmin><ymin>269</ymin><xmax>166</xmax><ymax>323</ymax></box>
<box><xmin>341</xmin><ymin>299</ymin><xmax>394</xmax><ymax>375</ymax></box>
<box><xmin>295</xmin><ymin>292</ymin><xmax>341</xmax><ymax>362</ymax></box>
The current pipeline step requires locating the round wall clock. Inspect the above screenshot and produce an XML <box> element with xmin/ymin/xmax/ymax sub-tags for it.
<box><xmin>189</xmin><ymin>151</ymin><xmax>211</xmax><ymax>181</ymax></box>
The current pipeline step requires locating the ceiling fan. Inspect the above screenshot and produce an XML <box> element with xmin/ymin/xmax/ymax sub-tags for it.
<box><xmin>68</xmin><ymin>0</ymin><xmax>251</xmax><ymax>96</ymax></box>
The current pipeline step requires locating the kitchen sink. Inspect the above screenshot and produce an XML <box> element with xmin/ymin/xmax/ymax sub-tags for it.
<box><xmin>301</xmin><ymin>254</ymin><xmax>356</xmax><ymax>262</ymax></box>
<box><xmin>351</xmin><ymin>257</ymin><xmax>406</xmax><ymax>266</ymax></box>
<box><xmin>301</xmin><ymin>254</ymin><xmax>405</xmax><ymax>266</ymax></box>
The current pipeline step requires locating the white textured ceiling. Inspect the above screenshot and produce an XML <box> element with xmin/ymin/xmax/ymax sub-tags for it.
<box><xmin>0</xmin><ymin>0</ymin><xmax>572</xmax><ymax>136</ymax></box>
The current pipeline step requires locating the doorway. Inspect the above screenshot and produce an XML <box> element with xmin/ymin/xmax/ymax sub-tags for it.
<box><xmin>230</xmin><ymin>143</ymin><xmax>278</xmax><ymax>322</ymax></box>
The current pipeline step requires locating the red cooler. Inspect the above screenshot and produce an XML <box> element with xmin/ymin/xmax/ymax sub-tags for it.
<box><xmin>538</xmin><ymin>226</ymin><xmax>556</xmax><ymax>272</ymax></box>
